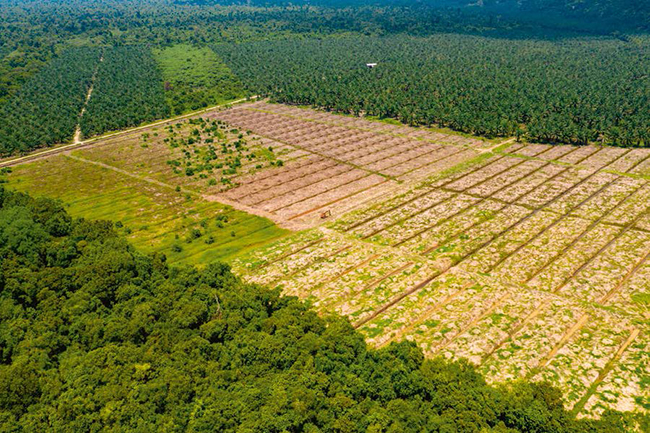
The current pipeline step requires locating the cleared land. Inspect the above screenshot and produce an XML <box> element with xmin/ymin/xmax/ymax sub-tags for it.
<box><xmin>3</xmin><ymin>101</ymin><xmax>649</xmax><ymax>418</ymax></box>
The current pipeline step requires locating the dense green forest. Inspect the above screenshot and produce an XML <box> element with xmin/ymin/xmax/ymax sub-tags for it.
<box><xmin>216</xmin><ymin>35</ymin><xmax>650</xmax><ymax>147</ymax></box>
<box><xmin>0</xmin><ymin>47</ymin><xmax>100</xmax><ymax>154</ymax></box>
<box><xmin>0</xmin><ymin>185</ymin><xmax>639</xmax><ymax>431</ymax></box>
<box><xmin>80</xmin><ymin>46</ymin><xmax>170</xmax><ymax>137</ymax></box>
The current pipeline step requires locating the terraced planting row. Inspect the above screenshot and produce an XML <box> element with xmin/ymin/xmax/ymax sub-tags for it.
<box><xmin>229</xmin><ymin>107</ymin><xmax>649</xmax><ymax>418</ymax></box>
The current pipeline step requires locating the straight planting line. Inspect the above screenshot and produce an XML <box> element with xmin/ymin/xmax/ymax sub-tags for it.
<box><xmin>375</xmin><ymin>281</ymin><xmax>474</xmax><ymax>345</ymax></box>
<box><xmin>432</xmin><ymin>292</ymin><xmax>513</xmax><ymax>354</ymax></box>
<box><xmin>485</xmin><ymin>175</ymin><xmax>630</xmax><ymax>274</ymax></box>
<box><xmin>254</xmin><ymin>238</ymin><xmax>325</xmax><ymax>271</ymax></box>
<box><xmin>571</xmin><ymin>328</ymin><xmax>641</xmax><ymax>415</ymax></box>
<box><xmin>245</xmin><ymin>107</ymin><xmax>472</xmax><ymax>152</ymax></box>
<box><xmin>341</xmin><ymin>154</ymin><xmax>506</xmax><ymax>233</ymax></box>
<box><xmin>395</xmin><ymin>147</ymin><xmax>471</xmax><ymax>179</ymax></box>
<box><xmin>270</xmin><ymin>171</ymin><xmax>373</xmax><ymax>213</ymax></box>
<box><xmin>523</xmin><ymin>181</ymin><xmax>649</xmax><ymax>284</ymax></box>
<box><xmin>287</xmin><ymin>179</ymin><xmax>391</xmax><ymax>221</ymax></box>
<box><xmin>355</xmin><ymin>157</ymin><xmax>620</xmax><ymax>329</ymax></box>
<box><xmin>265</xmin><ymin>244</ymin><xmax>353</xmax><ymax>287</ymax></box>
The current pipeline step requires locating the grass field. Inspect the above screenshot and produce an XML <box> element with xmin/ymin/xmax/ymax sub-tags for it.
<box><xmin>4</xmin><ymin>117</ymin><xmax>290</xmax><ymax>265</ymax></box>
<box><xmin>153</xmin><ymin>44</ymin><xmax>246</xmax><ymax>115</ymax></box>
<box><xmin>4</xmin><ymin>101</ymin><xmax>649</xmax><ymax>419</ymax></box>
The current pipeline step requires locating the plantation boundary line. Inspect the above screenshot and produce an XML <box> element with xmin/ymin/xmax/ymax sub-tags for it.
<box><xmin>523</xmin><ymin>181</ymin><xmax>649</xmax><ymax>284</ymax></box>
<box><xmin>245</xmin><ymin>107</ymin><xmax>477</xmax><ymax>152</ymax></box>
<box><xmin>571</xmin><ymin>328</ymin><xmax>641</xmax><ymax>415</ymax></box>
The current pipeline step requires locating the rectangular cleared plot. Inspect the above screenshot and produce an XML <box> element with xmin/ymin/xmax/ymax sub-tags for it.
<box><xmin>445</xmin><ymin>157</ymin><xmax>521</xmax><ymax>191</ymax></box>
<box><xmin>280</xmin><ymin>243</ymin><xmax>378</xmax><ymax>298</ymax></box>
<box><xmin>491</xmin><ymin>215</ymin><xmax>594</xmax><ymax>282</ymax></box>
<box><xmin>537</xmin><ymin>145</ymin><xmax>579</xmax><ymax>161</ymax></box>
<box><xmin>604</xmin><ymin>258</ymin><xmax>649</xmax><ymax>315</ymax></box>
<box><xmin>312</xmin><ymin>254</ymin><xmax>415</xmax><ymax>311</ymax></box>
<box><xmin>459</xmin><ymin>208</ymin><xmax>559</xmax><ymax>274</ymax></box>
<box><xmin>580</xmin><ymin>338</ymin><xmax>649</xmax><ymax>417</ymax></box>
<box><xmin>492</xmin><ymin>163</ymin><xmax>566</xmax><ymax>203</ymax></box>
<box><xmin>531</xmin><ymin>315</ymin><xmax>632</xmax><ymax>410</ymax></box>
<box><xmin>558</xmin><ymin>146</ymin><xmax>600</xmax><ymax>164</ymax></box>
<box><xmin>527</xmin><ymin>224</ymin><xmax>622</xmax><ymax>291</ymax></box>
<box><xmin>371</xmin><ymin>194</ymin><xmax>481</xmax><ymax>246</ymax></box>
<box><xmin>399</xmin><ymin>199</ymin><xmax>507</xmax><ymax>254</ymax></box>
<box><xmin>245</xmin><ymin>238</ymin><xmax>349</xmax><ymax>285</ymax></box>
<box><xmin>466</xmin><ymin>159</ymin><xmax>547</xmax><ymax>197</ymax></box>
<box><xmin>401</xmin><ymin>148</ymin><xmax>481</xmax><ymax>183</ymax></box>
<box><xmin>350</xmin><ymin>189</ymin><xmax>455</xmax><ymax>238</ymax></box>
<box><xmin>603</xmin><ymin>183</ymin><xmax>650</xmax><ymax>226</ymax></box>
<box><xmin>401</xmin><ymin>284</ymin><xmax>513</xmax><ymax>357</ymax></box>
<box><xmin>579</xmin><ymin>147</ymin><xmax>630</xmax><ymax>170</ymax></box>
<box><xmin>263</xmin><ymin>169</ymin><xmax>369</xmax><ymax>211</ymax></box>
<box><xmin>515</xmin><ymin>167</ymin><xmax>597</xmax><ymax>209</ymax></box>
<box><xmin>386</xmin><ymin>146</ymin><xmax>463</xmax><ymax>177</ymax></box>
<box><xmin>443</xmin><ymin>289</ymin><xmax>554</xmax><ymax>366</ymax></box>
<box><xmin>514</xmin><ymin>143</ymin><xmax>552</xmax><ymax>157</ymax></box>
<box><xmin>251</xmin><ymin>164</ymin><xmax>354</xmax><ymax>207</ymax></box>
<box><xmin>428</xmin><ymin>204</ymin><xmax>532</xmax><ymax>268</ymax></box>
<box><xmin>562</xmin><ymin>230</ymin><xmax>650</xmax><ymax>303</ymax></box>
<box><xmin>334</xmin><ymin>262</ymin><xmax>440</xmax><ymax>325</ymax></box>
<box><xmin>542</xmin><ymin>172</ymin><xmax>619</xmax><ymax>215</ymax></box>
<box><xmin>567</xmin><ymin>176</ymin><xmax>645</xmax><ymax>221</ymax></box>
<box><xmin>277</xmin><ymin>174</ymin><xmax>387</xmax><ymax>219</ymax></box>
<box><xmin>359</xmin><ymin>274</ymin><xmax>475</xmax><ymax>346</ymax></box>
<box><xmin>481</xmin><ymin>300</ymin><xmax>585</xmax><ymax>382</ymax></box>
<box><xmin>231</xmin><ymin>230</ymin><xmax>325</xmax><ymax>273</ymax></box>
<box><xmin>605</xmin><ymin>148</ymin><xmax>650</xmax><ymax>173</ymax></box>
<box><xmin>629</xmin><ymin>155</ymin><xmax>650</xmax><ymax>176</ymax></box>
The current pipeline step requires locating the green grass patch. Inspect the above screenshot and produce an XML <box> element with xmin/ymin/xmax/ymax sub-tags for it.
<box><xmin>153</xmin><ymin>44</ymin><xmax>246</xmax><ymax>115</ymax></box>
<box><xmin>5</xmin><ymin>155</ymin><xmax>289</xmax><ymax>265</ymax></box>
